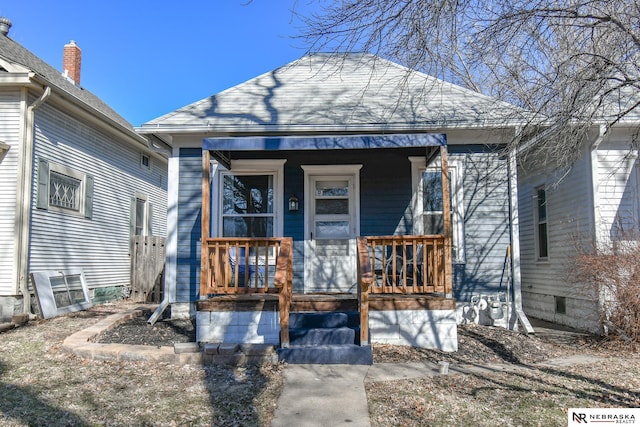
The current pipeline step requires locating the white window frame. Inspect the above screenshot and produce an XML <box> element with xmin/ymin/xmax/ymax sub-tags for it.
<box><xmin>213</xmin><ymin>159</ymin><xmax>286</xmax><ymax>238</ymax></box>
<box><xmin>131</xmin><ymin>192</ymin><xmax>151</xmax><ymax>237</ymax></box>
<box><xmin>410</xmin><ymin>156</ymin><xmax>465</xmax><ymax>263</ymax></box>
<box><xmin>534</xmin><ymin>185</ymin><xmax>549</xmax><ymax>261</ymax></box>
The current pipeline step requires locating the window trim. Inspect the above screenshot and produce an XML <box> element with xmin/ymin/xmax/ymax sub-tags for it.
<box><xmin>130</xmin><ymin>192</ymin><xmax>152</xmax><ymax>237</ymax></box>
<box><xmin>213</xmin><ymin>159</ymin><xmax>286</xmax><ymax>238</ymax></box>
<box><xmin>534</xmin><ymin>185</ymin><xmax>549</xmax><ymax>261</ymax></box>
<box><xmin>409</xmin><ymin>156</ymin><xmax>465</xmax><ymax>263</ymax></box>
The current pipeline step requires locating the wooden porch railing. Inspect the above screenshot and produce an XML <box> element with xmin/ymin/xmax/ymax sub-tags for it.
<box><xmin>356</xmin><ymin>237</ymin><xmax>373</xmax><ymax>346</ymax></box>
<box><xmin>364</xmin><ymin>235</ymin><xmax>452</xmax><ymax>295</ymax></box>
<box><xmin>356</xmin><ymin>235</ymin><xmax>453</xmax><ymax>346</ymax></box>
<box><xmin>200</xmin><ymin>237</ymin><xmax>293</xmax><ymax>347</ymax></box>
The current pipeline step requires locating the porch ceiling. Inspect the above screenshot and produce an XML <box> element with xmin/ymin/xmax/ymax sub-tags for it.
<box><xmin>203</xmin><ymin>133</ymin><xmax>446</xmax><ymax>151</ymax></box>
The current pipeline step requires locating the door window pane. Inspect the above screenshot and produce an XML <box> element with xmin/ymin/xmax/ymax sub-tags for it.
<box><xmin>315</xmin><ymin>180</ymin><xmax>348</xmax><ymax>197</ymax></box>
<box><xmin>316</xmin><ymin>199</ymin><xmax>349</xmax><ymax>215</ymax></box>
<box><xmin>315</xmin><ymin>221</ymin><xmax>349</xmax><ymax>238</ymax></box>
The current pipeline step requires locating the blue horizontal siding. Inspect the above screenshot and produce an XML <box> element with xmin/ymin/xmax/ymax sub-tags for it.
<box><xmin>176</xmin><ymin>148</ymin><xmax>202</xmax><ymax>302</ymax></box>
<box><xmin>174</xmin><ymin>145</ymin><xmax>512</xmax><ymax>302</ymax></box>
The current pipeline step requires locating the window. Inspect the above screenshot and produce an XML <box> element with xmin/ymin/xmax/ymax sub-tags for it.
<box><xmin>410</xmin><ymin>156</ymin><xmax>464</xmax><ymax>263</ymax></box>
<box><xmin>37</xmin><ymin>158</ymin><xmax>93</xmax><ymax>218</ymax></box>
<box><xmin>555</xmin><ymin>296</ymin><xmax>566</xmax><ymax>314</ymax></box>
<box><xmin>214</xmin><ymin>159</ymin><xmax>285</xmax><ymax>238</ymax></box>
<box><xmin>535</xmin><ymin>186</ymin><xmax>549</xmax><ymax>259</ymax></box>
<box><xmin>130</xmin><ymin>193</ymin><xmax>152</xmax><ymax>237</ymax></box>
<box><xmin>140</xmin><ymin>153</ymin><xmax>150</xmax><ymax>170</ymax></box>
<box><xmin>222</xmin><ymin>174</ymin><xmax>274</xmax><ymax>237</ymax></box>
<box><xmin>30</xmin><ymin>269</ymin><xmax>92</xmax><ymax>319</ymax></box>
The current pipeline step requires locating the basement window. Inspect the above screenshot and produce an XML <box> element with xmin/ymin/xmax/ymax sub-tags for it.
<box><xmin>555</xmin><ymin>296</ymin><xmax>566</xmax><ymax>315</ymax></box>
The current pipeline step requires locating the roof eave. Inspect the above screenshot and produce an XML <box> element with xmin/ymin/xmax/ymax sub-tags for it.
<box><xmin>136</xmin><ymin>120</ymin><xmax>525</xmax><ymax>137</ymax></box>
<box><xmin>25</xmin><ymin>74</ymin><xmax>167</xmax><ymax>159</ymax></box>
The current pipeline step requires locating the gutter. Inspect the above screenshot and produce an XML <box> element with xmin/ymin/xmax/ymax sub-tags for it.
<box><xmin>15</xmin><ymin>85</ymin><xmax>51</xmax><ymax>314</ymax></box>
<box><xmin>135</xmin><ymin>119</ymin><xmax>529</xmax><ymax>136</ymax></box>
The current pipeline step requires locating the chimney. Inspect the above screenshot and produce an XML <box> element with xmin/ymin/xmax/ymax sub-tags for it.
<box><xmin>0</xmin><ymin>17</ymin><xmax>11</xmax><ymax>36</ymax></box>
<box><xmin>63</xmin><ymin>40</ymin><xmax>82</xmax><ymax>85</ymax></box>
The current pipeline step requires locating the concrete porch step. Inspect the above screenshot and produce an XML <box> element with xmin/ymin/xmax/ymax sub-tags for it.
<box><xmin>277</xmin><ymin>344</ymin><xmax>373</xmax><ymax>365</ymax></box>
<box><xmin>289</xmin><ymin>326</ymin><xmax>356</xmax><ymax>346</ymax></box>
<box><xmin>289</xmin><ymin>311</ymin><xmax>359</xmax><ymax>329</ymax></box>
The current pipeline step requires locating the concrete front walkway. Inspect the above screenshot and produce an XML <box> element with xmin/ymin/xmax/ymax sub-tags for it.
<box><xmin>272</xmin><ymin>364</ymin><xmax>372</xmax><ymax>427</ymax></box>
<box><xmin>271</xmin><ymin>356</ymin><xmax>605</xmax><ymax>426</ymax></box>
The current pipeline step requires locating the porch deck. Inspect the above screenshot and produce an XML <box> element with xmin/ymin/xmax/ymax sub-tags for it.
<box><xmin>196</xmin><ymin>292</ymin><xmax>455</xmax><ymax>313</ymax></box>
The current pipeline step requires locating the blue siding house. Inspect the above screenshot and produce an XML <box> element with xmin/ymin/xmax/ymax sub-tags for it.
<box><xmin>138</xmin><ymin>53</ymin><xmax>531</xmax><ymax>361</ymax></box>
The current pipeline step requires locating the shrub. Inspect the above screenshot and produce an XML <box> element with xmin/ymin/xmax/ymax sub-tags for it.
<box><xmin>569</xmin><ymin>239</ymin><xmax>640</xmax><ymax>344</ymax></box>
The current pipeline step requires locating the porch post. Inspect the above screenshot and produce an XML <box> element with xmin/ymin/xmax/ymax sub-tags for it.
<box><xmin>440</xmin><ymin>145</ymin><xmax>453</xmax><ymax>297</ymax></box>
<box><xmin>200</xmin><ymin>149</ymin><xmax>211</xmax><ymax>298</ymax></box>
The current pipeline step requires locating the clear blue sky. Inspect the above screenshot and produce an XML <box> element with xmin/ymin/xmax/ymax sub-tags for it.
<box><xmin>0</xmin><ymin>1</ymin><xmax>318</xmax><ymax>126</ymax></box>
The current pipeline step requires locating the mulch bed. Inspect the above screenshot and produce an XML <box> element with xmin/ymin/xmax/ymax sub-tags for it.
<box><xmin>95</xmin><ymin>308</ymin><xmax>196</xmax><ymax>346</ymax></box>
<box><xmin>94</xmin><ymin>306</ymin><xmax>606</xmax><ymax>366</ymax></box>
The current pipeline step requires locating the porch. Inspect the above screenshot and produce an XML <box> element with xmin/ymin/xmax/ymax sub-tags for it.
<box><xmin>196</xmin><ymin>235</ymin><xmax>457</xmax><ymax>363</ymax></box>
<box><xmin>196</xmin><ymin>143</ymin><xmax>458</xmax><ymax>363</ymax></box>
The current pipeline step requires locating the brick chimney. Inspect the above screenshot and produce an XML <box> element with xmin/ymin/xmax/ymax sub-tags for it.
<box><xmin>63</xmin><ymin>40</ymin><xmax>82</xmax><ymax>85</ymax></box>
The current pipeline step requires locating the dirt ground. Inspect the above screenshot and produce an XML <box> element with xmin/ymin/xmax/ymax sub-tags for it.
<box><xmin>2</xmin><ymin>300</ymin><xmax>639</xmax><ymax>426</ymax></box>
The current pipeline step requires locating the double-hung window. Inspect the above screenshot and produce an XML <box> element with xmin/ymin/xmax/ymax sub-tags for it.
<box><xmin>215</xmin><ymin>159</ymin><xmax>285</xmax><ymax>238</ymax></box>
<box><xmin>222</xmin><ymin>174</ymin><xmax>275</xmax><ymax>237</ymax></box>
<box><xmin>410</xmin><ymin>156</ymin><xmax>464</xmax><ymax>263</ymax></box>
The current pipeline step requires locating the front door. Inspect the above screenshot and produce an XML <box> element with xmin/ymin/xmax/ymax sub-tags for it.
<box><xmin>303</xmin><ymin>165</ymin><xmax>361</xmax><ymax>293</ymax></box>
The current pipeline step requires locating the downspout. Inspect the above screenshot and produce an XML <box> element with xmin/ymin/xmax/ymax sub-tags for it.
<box><xmin>507</xmin><ymin>146</ymin><xmax>535</xmax><ymax>333</ymax></box>
<box><xmin>15</xmin><ymin>85</ymin><xmax>51</xmax><ymax>314</ymax></box>
<box><xmin>590</xmin><ymin>125</ymin><xmax>607</xmax><ymax>250</ymax></box>
<box><xmin>148</xmin><ymin>147</ymin><xmax>179</xmax><ymax>325</ymax></box>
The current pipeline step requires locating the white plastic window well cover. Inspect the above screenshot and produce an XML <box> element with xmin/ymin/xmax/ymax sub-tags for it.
<box><xmin>30</xmin><ymin>269</ymin><xmax>92</xmax><ymax>319</ymax></box>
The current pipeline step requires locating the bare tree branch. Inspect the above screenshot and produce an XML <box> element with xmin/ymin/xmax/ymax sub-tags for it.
<box><xmin>295</xmin><ymin>0</ymin><xmax>640</xmax><ymax>169</ymax></box>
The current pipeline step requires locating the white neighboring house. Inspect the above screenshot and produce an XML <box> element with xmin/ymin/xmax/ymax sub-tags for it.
<box><xmin>518</xmin><ymin>119</ymin><xmax>640</xmax><ymax>333</ymax></box>
<box><xmin>0</xmin><ymin>19</ymin><xmax>169</xmax><ymax>321</ymax></box>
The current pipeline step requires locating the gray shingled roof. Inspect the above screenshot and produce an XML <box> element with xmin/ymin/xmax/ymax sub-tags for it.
<box><xmin>0</xmin><ymin>33</ymin><xmax>135</xmax><ymax>134</ymax></box>
<box><xmin>139</xmin><ymin>53</ymin><xmax>525</xmax><ymax>134</ymax></box>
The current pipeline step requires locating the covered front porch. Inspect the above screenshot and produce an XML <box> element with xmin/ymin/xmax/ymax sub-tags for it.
<box><xmin>196</xmin><ymin>142</ymin><xmax>457</xmax><ymax>363</ymax></box>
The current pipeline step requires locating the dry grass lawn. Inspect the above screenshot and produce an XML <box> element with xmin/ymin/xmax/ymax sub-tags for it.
<box><xmin>1</xmin><ymin>301</ymin><xmax>638</xmax><ymax>426</ymax></box>
<box><xmin>0</xmin><ymin>304</ymin><xmax>283</xmax><ymax>426</ymax></box>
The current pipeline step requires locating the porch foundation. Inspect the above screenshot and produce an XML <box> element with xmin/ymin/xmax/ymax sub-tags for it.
<box><xmin>195</xmin><ymin>294</ymin><xmax>458</xmax><ymax>352</ymax></box>
<box><xmin>369</xmin><ymin>309</ymin><xmax>458</xmax><ymax>352</ymax></box>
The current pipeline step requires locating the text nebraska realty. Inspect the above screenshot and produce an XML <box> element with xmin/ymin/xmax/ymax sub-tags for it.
<box><xmin>573</xmin><ymin>412</ymin><xmax>636</xmax><ymax>424</ymax></box>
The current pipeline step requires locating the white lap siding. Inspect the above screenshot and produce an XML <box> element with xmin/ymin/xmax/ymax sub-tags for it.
<box><xmin>0</xmin><ymin>89</ymin><xmax>23</xmax><ymax>296</ymax></box>
<box><xmin>29</xmin><ymin>103</ymin><xmax>167</xmax><ymax>292</ymax></box>
<box><xmin>518</xmin><ymin>144</ymin><xmax>599</xmax><ymax>331</ymax></box>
